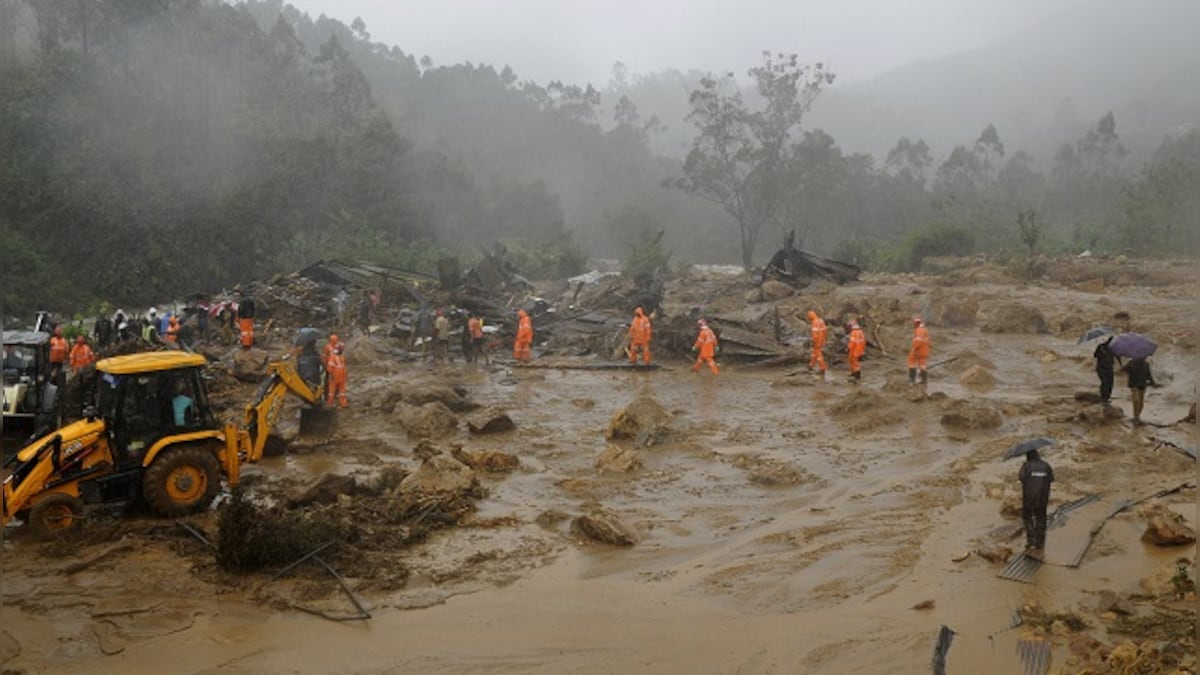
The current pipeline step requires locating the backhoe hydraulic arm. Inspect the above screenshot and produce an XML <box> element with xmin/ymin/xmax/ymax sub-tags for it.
<box><xmin>236</xmin><ymin>359</ymin><xmax>324</xmax><ymax>467</ymax></box>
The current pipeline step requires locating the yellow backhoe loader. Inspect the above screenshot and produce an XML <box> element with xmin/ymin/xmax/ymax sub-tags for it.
<box><xmin>1</xmin><ymin>351</ymin><xmax>333</xmax><ymax>539</ymax></box>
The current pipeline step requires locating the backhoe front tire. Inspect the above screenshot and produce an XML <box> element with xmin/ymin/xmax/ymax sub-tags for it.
<box><xmin>28</xmin><ymin>492</ymin><xmax>84</xmax><ymax>540</ymax></box>
<box><xmin>143</xmin><ymin>445</ymin><xmax>221</xmax><ymax>517</ymax></box>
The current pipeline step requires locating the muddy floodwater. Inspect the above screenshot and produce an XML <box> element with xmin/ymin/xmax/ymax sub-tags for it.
<box><xmin>2</xmin><ymin>263</ymin><xmax>1196</xmax><ymax>674</ymax></box>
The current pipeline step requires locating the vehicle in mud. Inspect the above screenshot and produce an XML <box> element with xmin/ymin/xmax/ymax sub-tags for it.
<box><xmin>2</xmin><ymin>330</ymin><xmax>60</xmax><ymax>451</ymax></box>
<box><xmin>1</xmin><ymin>351</ymin><xmax>333</xmax><ymax>539</ymax></box>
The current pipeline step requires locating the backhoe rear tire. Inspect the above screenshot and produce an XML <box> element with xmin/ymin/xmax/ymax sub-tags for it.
<box><xmin>143</xmin><ymin>445</ymin><xmax>221</xmax><ymax>517</ymax></box>
<box><xmin>28</xmin><ymin>492</ymin><xmax>84</xmax><ymax>540</ymax></box>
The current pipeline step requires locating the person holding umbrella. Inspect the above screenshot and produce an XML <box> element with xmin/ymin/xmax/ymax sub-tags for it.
<box><xmin>1018</xmin><ymin>448</ymin><xmax>1054</xmax><ymax>560</ymax></box>
<box><xmin>1123</xmin><ymin>357</ymin><xmax>1157</xmax><ymax>425</ymax></box>
<box><xmin>1106</xmin><ymin>332</ymin><xmax>1158</xmax><ymax>425</ymax></box>
<box><xmin>1093</xmin><ymin>336</ymin><xmax>1119</xmax><ymax>403</ymax></box>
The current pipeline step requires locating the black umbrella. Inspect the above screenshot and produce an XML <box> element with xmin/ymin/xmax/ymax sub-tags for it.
<box><xmin>1003</xmin><ymin>437</ymin><xmax>1055</xmax><ymax>461</ymax></box>
<box><xmin>1077</xmin><ymin>326</ymin><xmax>1114</xmax><ymax>344</ymax></box>
<box><xmin>293</xmin><ymin>327</ymin><xmax>323</xmax><ymax>347</ymax></box>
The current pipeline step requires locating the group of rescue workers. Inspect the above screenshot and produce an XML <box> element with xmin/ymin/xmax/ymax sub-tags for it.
<box><xmin>46</xmin><ymin>326</ymin><xmax>96</xmax><ymax>384</ymax></box>
<box><xmin>597</xmin><ymin>306</ymin><xmax>933</xmax><ymax>383</ymax></box>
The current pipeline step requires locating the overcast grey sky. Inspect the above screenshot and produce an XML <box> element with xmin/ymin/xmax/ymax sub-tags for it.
<box><xmin>285</xmin><ymin>0</ymin><xmax>1081</xmax><ymax>86</ymax></box>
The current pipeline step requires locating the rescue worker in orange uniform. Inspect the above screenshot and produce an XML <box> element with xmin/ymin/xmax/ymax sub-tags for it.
<box><xmin>165</xmin><ymin>314</ymin><xmax>180</xmax><ymax>346</ymax></box>
<box><xmin>692</xmin><ymin>319</ymin><xmax>719</xmax><ymax>375</ymax></box>
<box><xmin>322</xmin><ymin>333</ymin><xmax>340</xmax><ymax>364</ymax></box>
<box><xmin>235</xmin><ymin>293</ymin><xmax>256</xmax><ymax>349</ymax></box>
<box><xmin>847</xmin><ymin>320</ymin><xmax>866</xmax><ymax>382</ymax></box>
<box><xmin>48</xmin><ymin>326</ymin><xmax>69</xmax><ymax>385</ymax></box>
<box><xmin>69</xmin><ymin>335</ymin><xmax>96</xmax><ymax>373</ymax></box>
<box><xmin>908</xmin><ymin>316</ymin><xmax>931</xmax><ymax>385</ymax></box>
<box><xmin>513</xmin><ymin>309</ymin><xmax>533</xmax><ymax>362</ymax></box>
<box><xmin>628</xmin><ymin>306</ymin><xmax>652</xmax><ymax>365</ymax></box>
<box><xmin>466</xmin><ymin>315</ymin><xmax>487</xmax><ymax>364</ymax></box>
<box><xmin>806</xmin><ymin>310</ymin><xmax>827</xmax><ymax>379</ymax></box>
<box><xmin>324</xmin><ymin>339</ymin><xmax>348</xmax><ymax>408</ymax></box>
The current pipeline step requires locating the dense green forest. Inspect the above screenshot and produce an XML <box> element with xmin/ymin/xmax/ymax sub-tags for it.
<box><xmin>1</xmin><ymin>0</ymin><xmax>1196</xmax><ymax>317</ymax></box>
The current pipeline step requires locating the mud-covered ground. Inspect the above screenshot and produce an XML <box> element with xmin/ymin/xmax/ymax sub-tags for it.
<box><xmin>2</xmin><ymin>256</ymin><xmax>1196</xmax><ymax>674</ymax></box>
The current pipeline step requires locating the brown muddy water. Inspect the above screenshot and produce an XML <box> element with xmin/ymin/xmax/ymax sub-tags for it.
<box><xmin>2</xmin><ymin>270</ymin><xmax>1196</xmax><ymax>674</ymax></box>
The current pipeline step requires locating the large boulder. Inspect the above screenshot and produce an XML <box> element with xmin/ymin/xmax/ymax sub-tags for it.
<box><xmin>570</xmin><ymin>509</ymin><xmax>640</xmax><ymax>546</ymax></box>
<box><xmin>959</xmin><ymin>365</ymin><xmax>996</xmax><ymax>388</ymax></box>
<box><xmin>231</xmin><ymin>348</ymin><xmax>270</xmax><ymax>382</ymax></box>
<box><xmin>1139</xmin><ymin>504</ymin><xmax>1196</xmax><ymax>546</ymax></box>
<box><xmin>466</xmin><ymin>408</ymin><xmax>516</xmax><ymax>435</ymax></box>
<box><xmin>940</xmin><ymin>399</ymin><xmax>1003</xmax><ymax>429</ymax></box>
<box><xmin>399</xmin><ymin>453</ymin><xmax>478</xmax><ymax>499</ymax></box>
<box><xmin>395</xmin><ymin>401</ymin><xmax>458</xmax><ymax>439</ymax></box>
<box><xmin>406</xmin><ymin>384</ymin><xmax>479</xmax><ymax>412</ymax></box>
<box><xmin>606</xmin><ymin>396</ymin><xmax>671</xmax><ymax>446</ymax></box>
<box><xmin>451</xmin><ymin>447</ymin><xmax>519</xmax><ymax>473</ymax></box>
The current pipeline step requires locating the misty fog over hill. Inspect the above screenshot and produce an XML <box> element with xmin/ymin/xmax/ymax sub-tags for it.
<box><xmin>809</xmin><ymin>0</ymin><xmax>1200</xmax><ymax>162</ymax></box>
<box><xmin>610</xmin><ymin>0</ymin><xmax>1199</xmax><ymax>165</ymax></box>
<box><xmin>0</xmin><ymin>0</ymin><xmax>1195</xmax><ymax>315</ymax></box>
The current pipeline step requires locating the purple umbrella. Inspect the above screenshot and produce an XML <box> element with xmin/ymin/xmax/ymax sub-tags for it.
<box><xmin>1109</xmin><ymin>332</ymin><xmax>1156</xmax><ymax>360</ymax></box>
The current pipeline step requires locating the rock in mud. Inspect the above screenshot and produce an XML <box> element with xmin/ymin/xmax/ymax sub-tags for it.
<box><xmin>386</xmin><ymin>384</ymin><xmax>479</xmax><ymax>413</ymax></box>
<box><xmin>451</xmin><ymin>447</ymin><xmax>519</xmax><ymax>473</ymax></box>
<box><xmin>570</xmin><ymin>510</ymin><xmax>640</xmax><ymax>546</ymax></box>
<box><xmin>828</xmin><ymin>389</ymin><xmax>886</xmax><ymax>415</ymax></box>
<box><xmin>1072</xmin><ymin>277</ymin><xmax>1106</xmax><ymax>293</ymax></box>
<box><xmin>288</xmin><ymin>473</ymin><xmax>359</xmax><ymax>507</ymax></box>
<box><xmin>959</xmin><ymin>365</ymin><xmax>996</xmax><ymax>388</ymax></box>
<box><xmin>759</xmin><ymin>279</ymin><xmax>793</xmax><ymax>301</ymax></box>
<box><xmin>975</xmin><ymin>544</ymin><xmax>1013</xmax><ymax>563</ymax></box>
<box><xmin>932</xmin><ymin>296</ymin><xmax>979</xmax><ymax>328</ymax></box>
<box><xmin>980</xmin><ymin>303</ymin><xmax>1048</xmax><ymax>334</ymax></box>
<box><xmin>742</xmin><ymin>459</ymin><xmax>811</xmax><ymax>487</ymax></box>
<box><xmin>1075</xmin><ymin>403</ymin><xmax>1123</xmax><ymax>425</ymax></box>
<box><xmin>399</xmin><ymin>453</ymin><xmax>478</xmax><ymax>498</ymax></box>
<box><xmin>596</xmin><ymin>444</ymin><xmax>641</xmax><ymax>473</ymax></box>
<box><xmin>939</xmin><ymin>399</ymin><xmax>1003</xmax><ymax>429</ymax></box>
<box><xmin>1074</xmin><ymin>391</ymin><xmax>1104</xmax><ymax>404</ymax></box>
<box><xmin>395</xmin><ymin>401</ymin><xmax>459</xmax><ymax>439</ymax></box>
<box><xmin>1139</xmin><ymin>504</ymin><xmax>1196</xmax><ymax>546</ymax></box>
<box><xmin>231</xmin><ymin>347</ymin><xmax>270</xmax><ymax>382</ymax></box>
<box><xmin>535</xmin><ymin>509</ymin><xmax>570</xmax><ymax>529</ymax></box>
<box><xmin>466</xmin><ymin>408</ymin><xmax>516</xmax><ymax>435</ymax></box>
<box><xmin>949</xmin><ymin>349</ymin><xmax>996</xmax><ymax>374</ymax></box>
<box><xmin>1096</xmin><ymin>590</ymin><xmax>1135</xmax><ymax>615</ymax></box>
<box><xmin>606</xmin><ymin>396</ymin><xmax>671</xmax><ymax>446</ymax></box>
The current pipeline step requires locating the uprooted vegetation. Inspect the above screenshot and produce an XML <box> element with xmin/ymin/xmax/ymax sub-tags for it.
<box><xmin>215</xmin><ymin>453</ymin><xmax>486</xmax><ymax>577</ymax></box>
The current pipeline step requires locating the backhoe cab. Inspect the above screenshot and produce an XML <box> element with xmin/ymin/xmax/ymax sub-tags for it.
<box><xmin>1</xmin><ymin>351</ymin><xmax>329</xmax><ymax>539</ymax></box>
<box><xmin>2</xmin><ymin>330</ymin><xmax>60</xmax><ymax>453</ymax></box>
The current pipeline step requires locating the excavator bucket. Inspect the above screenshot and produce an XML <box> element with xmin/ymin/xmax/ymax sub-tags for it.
<box><xmin>299</xmin><ymin>406</ymin><xmax>336</xmax><ymax>436</ymax></box>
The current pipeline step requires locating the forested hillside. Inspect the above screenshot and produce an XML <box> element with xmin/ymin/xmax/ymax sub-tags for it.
<box><xmin>1</xmin><ymin>0</ymin><xmax>1196</xmax><ymax>318</ymax></box>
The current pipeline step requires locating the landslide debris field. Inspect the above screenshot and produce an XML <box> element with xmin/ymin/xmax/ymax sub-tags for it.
<box><xmin>2</xmin><ymin>256</ymin><xmax>1196</xmax><ymax>674</ymax></box>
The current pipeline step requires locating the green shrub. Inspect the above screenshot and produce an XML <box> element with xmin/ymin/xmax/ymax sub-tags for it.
<box><xmin>622</xmin><ymin>228</ymin><xmax>672</xmax><ymax>278</ymax></box>
<box><xmin>500</xmin><ymin>239</ymin><xmax>587</xmax><ymax>280</ymax></box>
<box><xmin>831</xmin><ymin>238</ymin><xmax>886</xmax><ymax>271</ymax></box>
<box><xmin>895</xmin><ymin>222</ymin><xmax>975</xmax><ymax>272</ymax></box>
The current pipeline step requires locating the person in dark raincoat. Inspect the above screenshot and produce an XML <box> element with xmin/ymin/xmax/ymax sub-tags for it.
<box><xmin>1018</xmin><ymin>449</ymin><xmax>1054</xmax><ymax>559</ymax></box>
<box><xmin>1122</xmin><ymin>357</ymin><xmax>1156</xmax><ymax>425</ymax></box>
<box><xmin>1092</xmin><ymin>336</ymin><xmax>1118</xmax><ymax>403</ymax></box>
